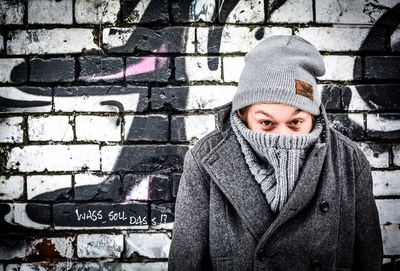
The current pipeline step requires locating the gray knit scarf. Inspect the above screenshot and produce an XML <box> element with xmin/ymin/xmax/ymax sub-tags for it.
<box><xmin>230</xmin><ymin>110</ymin><xmax>323</xmax><ymax>213</ymax></box>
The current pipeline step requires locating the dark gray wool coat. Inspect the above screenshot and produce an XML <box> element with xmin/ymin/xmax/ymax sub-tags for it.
<box><xmin>168</xmin><ymin>102</ymin><xmax>383</xmax><ymax>271</ymax></box>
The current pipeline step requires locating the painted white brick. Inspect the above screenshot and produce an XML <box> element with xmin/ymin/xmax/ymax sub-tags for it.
<box><xmin>28</xmin><ymin>236</ymin><xmax>75</xmax><ymax>258</ymax></box>
<box><xmin>197</xmin><ymin>26</ymin><xmax>291</xmax><ymax>54</ymax></box>
<box><xmin>101</xmin><ymin>146</ymin><xmax>123</xmax><ymax>172</ymax></box>
<box><xmin>0</xmin><ymin>1</ymin><xmax>24</xmax><ymax>25</ymax></box>
<box><xmin>188</xmin><ymin>0</ymin><xmax>215</xmax><ymax>22</ymax></box>
<box><xmin>102</xmin><ymin>27</ymin><xmax>195</xmax><ymax>54</ymax></box>
<box><xmin>223</xmin><ymin>56</ymin><xmax>245</xmax><ymax>83</ymax></box>
<box><xmin>103</xmin><ymin>262</ymin><xmax>168</xmax><ymax>271</ymax></box>
<box><xmin>176</xmin><ymin>56</ymin><xmax>222</xmax><ymax>82</ymax></box>
<box><xmin>172</xmin><ymin>115</ymin><xmax>216</xmax><ymax>141</ymax></box>
<box><xmin>5</xmin><ymin>263</ymin><xmax>100</xmax><ymax>271</ymax></box>
<box><xmin>54</xmin><ymin>92</ymin><xmax>143</xmax><ymax>113</ymax></box>
<box><xmin>77</xmin><ymin>234</ymin><xmax>123</xmax><ymax>258</ymax></box>
<box><xmin>0</xmin><ymin>117</ymin><xmax>23</xmax><ymax>143</ymax></box>
<box><xmin>0</xmin><ymin>87</ymin><xmax>52</xmax><ymax>114</ymax></box>
<box><xmin>76</xmin><ymin>115</ymin><xmax>121</xmax><ymax>142</ymax></box>
<box><xmin>381</xmin><ymin>224</ymin><xmax>400</xmax><ymax>256</ymax></box>
<box><xmin>7</xmin><ymin>29</ymin><xmax>99</xmax><ymax>55</ymax></box>
<box><xmin>6</xmin><ymin>145</ymin><xmax>100</xmax><ymax>172</ymax></box>
<box><xmin>186</xmin><ymin>27</ymin><xmax>196</xmax><ymax>54</ymax></box>
<box><xmin>0</xmin><ymin>175</ymin><xmax>24</xmax><ymax>200</ymax></box>
<box><xmin>183</xmin><ymin>85</ymin><xmax>236</xmax><ymax>110</ymax></box>
<box><xmin>75</xmin><ymin>0</ymin><xmax>120</xmax><ymax>24</ymax></box>
<box><xmin>297</xmin><ymin>27</ymin><xmax>370</xmax><ymax>51</ymax></box>
<box><xmin>5</xmin><ymin>203</ymin><xmax>50</xmax><ymax>229</ymax></box>
<box><xmin>345</xmin><ymin>86</ymin><xmax>371</xmax><ymax>111</ymax></box>
<box><xmin>372</xmin><ymin>170</ymin><xmax>400</xmax><ymax>197</ymax></box>
<box><xmin>367</xmin><ymin>114</ymin><xmax>400</xmax><ymax>133</ymax></box>
<box><xmin>125</xmin><ymin>233</ymin><xmax>171</xmax><ymax>258</ymax></box>
<box><xmin>75</xmin><ymin>173</ymin><xmax>108</xmax><ymax>187</ymax></box>
<box><xmin>269</xmin><ymin>0</ymin><xmax>313</xmax><ymax>23</ymax></box>
<box><xmin>28</xmin><ymin>115</ymin><xmax>74</xmax><ymax>142</ymax></box>
<box><xmin>391</xmin><ymin>28</ymin><xmax>400</xmax><ymax>52</ymax></box>
<box><xmin>320</xmin><ymin>56</ymin><xmax>358</xmax><ymax>81</ymax></box>
<box><xmin>0</xmin><ymin>58</ymin><xmax>26</xmax><ymax>83</ymax></box>
<box><xmin>316</xmin><ymin>0</ymin><xmax>398</xmax><ymax>24</ymax></box>
<box><xmin>357</xmin><ymin>143</ymin><xmax>389</xmax><ymax>168</ymax></box>
<box><xmin>225</xmin><ymin>0</ymin><xmax>264</xmax><ymax>23</ymax></box>
<box><xmin>103</xmin><ymin>28</ymin><xmax>132</xmax><ymax>48</ymax></box>
<box><xmin>27</xmin><ymin>175</ymin><xmax>71</xmax><ymax>200</ymax></box>
<box><xmin>394</xmin><ymin>145</ymin><xmax>400</xmax><ymax>166</ymax></box>
<box><xmin>376</xmin><ymin>199</ymin><xmax>400</xmax><ymax>224</ymax></box>
<box><xmin>28</xmin><ymin>0</ymin><xmax>73</xmax><ymax>24</ymax></box>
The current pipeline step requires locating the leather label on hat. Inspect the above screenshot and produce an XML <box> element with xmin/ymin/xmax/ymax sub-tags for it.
<box><xmin>295</xmin><ymin>79</ymin><xmax>314</xmax><ymax>101</ymax></box>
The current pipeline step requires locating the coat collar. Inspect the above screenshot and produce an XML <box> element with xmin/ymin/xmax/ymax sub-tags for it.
<box><xmin>202</xmin><ymin>102</ymin><xmax>330</xmax><ymax>243</ymax></box>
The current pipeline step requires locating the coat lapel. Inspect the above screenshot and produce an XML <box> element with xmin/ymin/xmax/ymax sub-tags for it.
<box><xmin>202</xmin><ymin>130</ymin><xmax>276</xmax><ymax>241</ymax></box>
<box><xmin>255</xmin><ymin>141</ymin><xmax>328</xmax><ymax>249</ymax></box>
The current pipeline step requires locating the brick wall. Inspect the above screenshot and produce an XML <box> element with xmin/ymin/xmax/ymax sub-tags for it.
<box><xmin>0</xmin><ymin>0</ymin><xmax>399</xmax><ymax>270</ymax></box>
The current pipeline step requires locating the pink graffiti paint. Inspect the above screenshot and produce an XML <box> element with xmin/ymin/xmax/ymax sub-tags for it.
<box><xmin>83</xmin><ymin>43</ymin><xmax>168</xmax><ymax>81</ymax></box>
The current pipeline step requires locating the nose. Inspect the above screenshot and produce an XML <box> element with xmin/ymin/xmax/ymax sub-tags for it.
<box><xmin>271</xmin><ymin>125</ymin><xmax>295</xmax><ymax>135</ymax></box>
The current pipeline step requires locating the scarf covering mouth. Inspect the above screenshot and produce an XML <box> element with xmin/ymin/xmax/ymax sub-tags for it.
<box><xmin>230</xmin><ymin>110</ymin><xmax>323</xmax><ymax>213</ymax></box>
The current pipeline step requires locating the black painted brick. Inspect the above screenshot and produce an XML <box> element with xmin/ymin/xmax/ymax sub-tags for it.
<box><xmin>151</xmin><ymin>86</ymin><xmax>188</xmax><ymax>110</ymax></box>
<box><xmin>358</xmin><ymin>28</ymin><xmax>387</xmax><ymax>51</ymax></box>
<box><xmin>110</xmin><ymin>145</ymin><xmax>189</xmax><ymax>172</ymax></box>
<box><xmin>0</xmin><ymin>236</ymin><xmax>27</xmax><ymax>260</ymax></box>
<box><xmin>79</xmin><ymin>57</ymin><xmax>124</xmax><ymax>82</ymax></box>
<box><xmin>149</xmin><ymin>175</ymin><xmax>171</xmax><ymax>201</ymax></box>
<box><xmin>25</xmin><ymin>203</ymin><xmax>52</xmax><ymax>225</ymax></box>
<box><xmin>365</xmin><ymin>57</ymin><xmax>400</xmax><ymax>79</ymax></box>
<box><xmin>121</xmin><ymin>0</ymin><xmax>169</xmax><ymax>23</ymax></box>
<box><xmin>54</xmin><ymin>85</ymin><xmax>148</xmax><ymax>112</ymax></box>
<box><xmin>124</xmin><ymin>115</ymin><xmax>169</xmax><ymax>141</ymax></box>
<box><xmin>328</xmin><ymin>113</ymin><xmax>365</xmax><ymax>140</ymax></box>
<box><xmin>30</xmin><ymin>58</ymin><xmax>75</xmax><ymax>82</ymax></box>
<box><xmin>170</xmin><ymin>116</ymin><xmax>187</xmax><ymax>141</ymax></box>
<box><xmin>126</xmin><ymin>56</ymin><xmax>170</xmax><ymax>82</ymax></box>
<box><xmin>74</xmin><ymin>175</ymin><xmax>121</xmax><ymax>201</ymax></box>
<box><xmin>320</xmin><ymin>84</ymin><xmax>342</xmax><ymax>110</ymax></box>
<box><xmin>172</xmin><ymin>173</ymin><xmax>181</xmax><ymax>198</ymax></box>
<box><xmin>9</xmin><ymin>61</ymin><xmax>27</xmax><ymax>83</ymax></box>
<box><xmin>150</xmin><ymin>202</ymin><xmax>174</xmax><ymax>227</ymax></box>
<box><xmin>30</xmin><ymin>187</ymin><xmax>72</xmax><ymax>201</ymax></box>
<box><xmin>349</xmin><ymin>85</ymin><xmax>400</xmax><ymax>111</ymax></box>
<box><xmin>107</xmin><ymin>27</ymin><xmax>189</xmax><ymax>54</ymax></box>
<box><xmin>171</xmin><ymin>0</ymin><xmax>193</xmax><ymax>22</ymax></box>
<box><xmin>53</xmin><ymin>202</ymin><xmax>148</xmax><ymax>228</ymax></box>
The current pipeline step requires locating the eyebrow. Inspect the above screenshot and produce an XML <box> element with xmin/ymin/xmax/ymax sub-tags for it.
<box><xmin>255</xmin><ymin>108</ymin><xmax>303</xmax><ymax>117</ymax></box>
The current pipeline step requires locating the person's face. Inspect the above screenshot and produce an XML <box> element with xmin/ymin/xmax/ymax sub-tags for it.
<box><xmin>237</xmin><ymin>103</ymin><xmax>314</xmax><ymax>135</ymax></box>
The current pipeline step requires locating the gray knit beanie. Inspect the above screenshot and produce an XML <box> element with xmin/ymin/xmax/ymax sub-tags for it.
<box><xmin>232</xmin><ymin>35</ymin><xmax>326</xmax><ymax>115</ymax></box>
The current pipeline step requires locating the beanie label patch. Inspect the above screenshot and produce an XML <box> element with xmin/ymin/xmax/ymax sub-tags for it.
<box><xmin>295</xmin><ymin>79</ymin><xmax>314</xmax><ymax>101</ymax></box>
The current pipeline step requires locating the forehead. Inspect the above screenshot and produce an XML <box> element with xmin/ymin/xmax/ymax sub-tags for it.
<box><xmin>245</xmin><ymin>103</ymin><xmax>311</xmax><ymax>117</ymax></box>
<box><xmin>249</xmin><ymin>102</ymin><xmax>298</xmax><ymax>112</ymax></box>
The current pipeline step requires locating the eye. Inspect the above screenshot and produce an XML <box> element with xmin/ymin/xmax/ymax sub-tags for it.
<box><xmin>290</xmin><ymin>119</ymin><xmax>302</xmax><ymax>125</ymax></box>
<box><xmin>261</xmin><ymin>120</ymin><xmax>273</xmax><ymax>126</ymax></box>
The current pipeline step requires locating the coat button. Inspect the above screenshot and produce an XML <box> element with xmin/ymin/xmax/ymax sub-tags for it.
<box><xmin>257</xmin><ymin>249</ymin><xmax>267</xmax><ymax>261</ymax></box>
<box><xmin>319</xmin><ymin>200</ymin><xmax>329</xmax><ymax>212</ymax></box>
<box><xmin>311</xmin><ymin>259</ymin><xmax>322</xmax><ymax>271</ymax></box>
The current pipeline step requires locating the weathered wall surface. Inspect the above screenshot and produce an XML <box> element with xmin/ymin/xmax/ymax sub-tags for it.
<box><xmin>0</xmin><ymin>0</ymin><xmax>399</xmax><ymax>270</ymax></box>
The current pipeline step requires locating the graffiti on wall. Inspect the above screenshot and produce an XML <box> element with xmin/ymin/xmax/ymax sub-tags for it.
<box><xmin>1</xmin><ymin>1</ymin><xmax>399</xmax><ymax>232</ymax></box>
